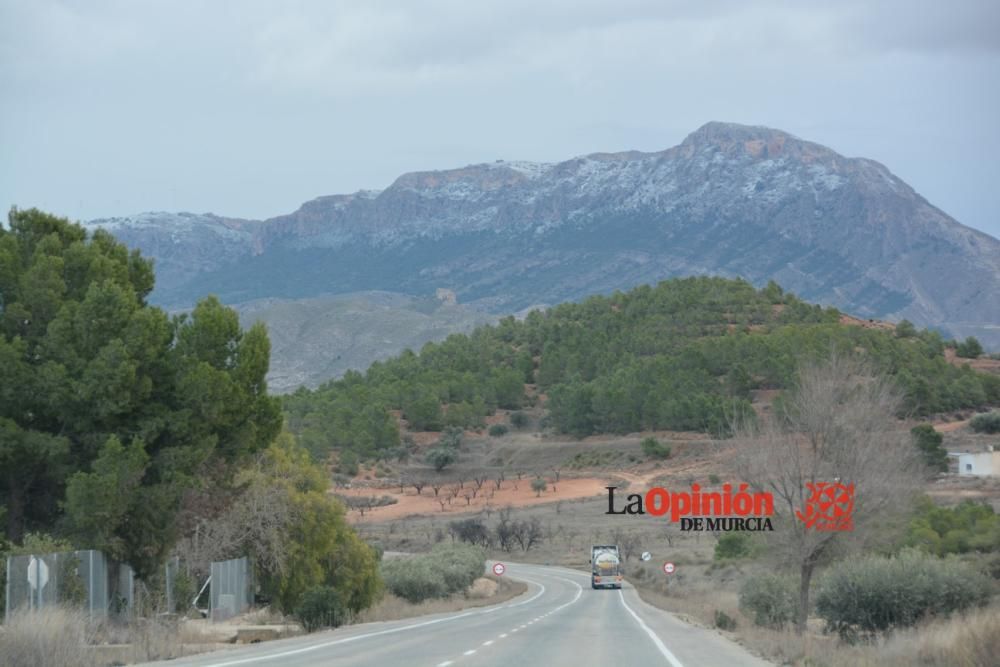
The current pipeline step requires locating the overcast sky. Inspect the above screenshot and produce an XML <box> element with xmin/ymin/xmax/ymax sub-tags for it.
<box><xmin>2</xmin><ymin>0</ymin><xmax>998</xmax><ymax>238</ymax></box>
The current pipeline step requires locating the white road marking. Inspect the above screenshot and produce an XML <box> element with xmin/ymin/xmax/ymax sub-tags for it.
<box><xmin>499</xmin><ymin>633</ymin><xmax>507</xmax><ymax>638</ymax></box>
<box><xmin>618</xmin><ymin>589</ymin><xmax>685</xmax><ymax>667</ymax></box>
<box><xmin>199</xmin><ymin>578</ymin><xmax>548</xmax><ymax>667</ymax></box>
<box><xmin>463</xmin><ymin>649</ymin><xmax>477</xmax><ymax>656</ymax></box>
<box><xmin>483</xmin><ymin>640</ymin><xmax>494</xmax><ymax>646</ymax></box>
<box><xmin>437</xmin><ymin>662</ymin><xmax>453</xmax><ymax>667</ymax></box>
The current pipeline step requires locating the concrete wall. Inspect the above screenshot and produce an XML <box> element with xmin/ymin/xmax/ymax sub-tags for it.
<box><xmin>956</xmin><ymin>451</ymin><xmax>1000</xmax><ymax>476</ymax></box>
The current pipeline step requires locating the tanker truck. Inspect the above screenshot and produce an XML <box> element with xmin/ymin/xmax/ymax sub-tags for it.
<box><xmin>590</xmin><ymin>544</ymin><xmax>623</xmax><ymax>589</ymax></box>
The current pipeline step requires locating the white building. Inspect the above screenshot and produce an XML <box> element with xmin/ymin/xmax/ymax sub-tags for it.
<box><xmin>950</xmin><ymin>450</ymin><xmax>1000</xmax><ymax>476</ymax></box>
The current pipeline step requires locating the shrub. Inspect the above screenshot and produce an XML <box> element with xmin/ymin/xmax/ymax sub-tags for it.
<box><xmin>171</xmin><ymin>569</ymin><xmax>196</xmax><ymax>614</ymax></box>
<box><xmin>910</xmin><ymin>424</ymin><xmax>948</xmax><ymax>472</ymax></box>
<box><xmin>510</xmin><ymin>411</ymin><xmax>529</xmax><ymax>429</ymax></box>
<box><xmin>295</xmin><ymin>586</ymin><xmax>348</xmax><ymax>632</ymax></box>
<box><xmin>641</xmin><ymin>437</ymin><xmax>671</xmax><ymax>460</ymax></box>
<box><xmin>425</xmin><ymin>447</ymin><xmax>457</xmax><ymax>472</ymax></box>
<box><xmin>57</xmin><ymin>554</ymin><xmax>87</xmax><ymax>608</ymax></box>
<box><xmin>904</xmin><ymin>498</ymin><xmax>1000</xmax><ymax>555</ymax></box>
<box><xmin>815</xmin><ymin>549</ymin><xmax>991</xmax><ymax>641</ymax></box>
<box><xmin>336</xmin><ymin>450</ymin><xmax>359</xmax><ymax>477</ymax></box>
<box><xmin>956</xmin><ymin>336</ymin><xmax>984</xmax><ymax>358</ymax></box>
<box><xmin>895</xmin><ymin>319</ymin><xmax>917</xmax><ymax>338</ymax></box>
<box><xmin>970</xmin><ymin>411</ymin><xmax>1000</xmax><ymax>434</ymax></box>
<box><xmin>381</xmin><ymin>558</ymin><xmax>448</xmax><ymax>603</ymax></box>
<box><xmin>708</xmin><ymin>474</ymin><xmax>721</xmax><ymax>485</ymax></box>
<box><xmin>488</xmin><ymin>424</ymin><xmax>509</xmax><ymax>437</ymax></box>
<box><xmin>439</xmin><ymin>427</ymin><xmax>464</xmax><ymax>449</ymax></box>
<box><xmin>380</xmin><ymin>544</ymin><xmax>485</xmax><ymax>603</ymax></box>
<box><xmin>714</xmin><ymin>533</ymin><xmax>752</xmax><ymax>560</ymax></box>
<box><xmin>714</xmin><ymin>610</ymin><xmax>737</xmax><ymax>631</ymax></box>
<box><xmin>531</xmin><ymin>478</ymin><xmax>547</xmax><ymax>497</ymax></box>
<box><xmin>449</xmin><ymin>518</ymin><xmax>492</xmax><ymax>547</ymax></box>
<box><xmin>739</xmin><ymin>573</ymin><xmax>798</xmax><ymax>629</ymax></box>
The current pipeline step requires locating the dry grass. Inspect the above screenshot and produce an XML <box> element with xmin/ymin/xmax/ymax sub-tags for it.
<box><xmin>354</xmin><ymin>576</ymin><xmax>526</xmax><ymax>624</ymax></box>
<box><xmin>239</xmin><ymin>605</ymin><xmax>294</xmax><ymax>626</ymax></box>
<box><xmin>632</xmin><ymin>575</ymin><xmax>1000</xmax><ymax>667</ymax></box>
<box><xmin>0</xmin><ymin>607</ymin><xmax>98</xmax><ymax>667</ymax></box>
<box><xmin>0</xmin><ymin>607</ymin><xmax>227</xmax><ymax>666</ymax></box>
<box><xmin>797</xmin><ymin>607</ymin><xmax>1000</xmax><ymax>667</ymax></box>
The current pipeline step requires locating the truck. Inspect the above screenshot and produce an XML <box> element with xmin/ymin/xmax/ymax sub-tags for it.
<box><xmin>590</xmin><ymin>544</ymin><xmax>623</xmax><ymax>589</ymax></box>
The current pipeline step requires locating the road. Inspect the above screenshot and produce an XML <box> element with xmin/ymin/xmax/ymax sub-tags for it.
<box><xmin>146</xmin><ymin>563</ymin><xmax>771</xmax><ymax>667</ymax></box>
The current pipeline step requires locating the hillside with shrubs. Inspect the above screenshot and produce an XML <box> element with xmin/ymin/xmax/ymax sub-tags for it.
<box><xmin>284</xmin><ymin>276</ymin><xmax>1000</xmax><ymax>460</ymax></box>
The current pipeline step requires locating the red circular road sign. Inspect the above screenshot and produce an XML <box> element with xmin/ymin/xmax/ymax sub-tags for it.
<box><xmin>492</xmin><ymin>562</ymin><xmax>506</xmax><ymax>576</ymax></box>
<box><xmin>663</xmin><ymin>562</ymin><xmax>675</xmax><ymax>575</ymax></box>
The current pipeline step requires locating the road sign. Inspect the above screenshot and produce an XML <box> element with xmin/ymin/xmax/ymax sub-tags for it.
<box><xmin>492</xmin><ymin>562</ymin><xmax>506</xmax><ymax>576</ymax></box>
<box><xmin>27</xmin><ymin>556</ymin><xmax>49</xmax><ymax>591</ymax></box>
<box><xmin>662</xmin><ymin>562</ymin><xmax>675</xmax><ymax>575</ymax></box>
<box><xmin>640</xmin><ymin>551</ymin><xmax>652</xmax><ymax>562</ymax></box>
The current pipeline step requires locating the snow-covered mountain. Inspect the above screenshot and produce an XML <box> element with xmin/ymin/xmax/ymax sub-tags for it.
<box><xmin>88</xmin><ymin>122</ymin><xmax>1000</xmax><ymax>347</ymax></box>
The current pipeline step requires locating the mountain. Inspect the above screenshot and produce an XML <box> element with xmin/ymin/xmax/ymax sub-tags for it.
<box><xmin>234</xmin><ymin>292</ymin><xmax>494</xmax><ymax>393</ymax></box>
<box><xmin>88</xmin><ymin>122</ymin><xmax>1000</xmax><ymax>350</ymax></box>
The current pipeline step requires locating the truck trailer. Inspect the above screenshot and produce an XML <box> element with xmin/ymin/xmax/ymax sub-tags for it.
<box><xmin>590</xmin><ymin>544</ymin><xmax>623</xmax><ymax>589</ymax></box>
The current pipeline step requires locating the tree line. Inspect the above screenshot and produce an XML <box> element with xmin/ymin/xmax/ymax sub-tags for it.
<box><xmin>285</xmin><ymin>276</ymin><xmax>1000</xmax><ymax>459</ymax></box>
<box><xmin>0</xmin><ymin>209</ymin><xmax>379</xmax><ymax>618</ymax></box>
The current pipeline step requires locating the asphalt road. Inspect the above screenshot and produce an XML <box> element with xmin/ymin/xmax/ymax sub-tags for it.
<box><xmin>146</xmin><ymin>563</ymin><xmax>771</xmax><ymax>667</ymax></box>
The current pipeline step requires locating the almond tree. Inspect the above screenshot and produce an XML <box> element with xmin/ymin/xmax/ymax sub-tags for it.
<box><xmin>734</xmin><ymin>354</ymin><xmax>924</xmax><ymax>633</ymax></box>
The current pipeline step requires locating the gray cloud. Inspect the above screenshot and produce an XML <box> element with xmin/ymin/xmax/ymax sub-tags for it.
<box><xmin>1</xmin><ymin>0</ymin><xmax>998</xmax><ymax>238</ymax></box>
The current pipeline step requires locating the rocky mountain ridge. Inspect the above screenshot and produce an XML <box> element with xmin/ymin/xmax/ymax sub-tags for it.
<box><xmin>89</xmin><ymin>122</ymin><xmax>1000</xmax><ymax>348</ymax></box>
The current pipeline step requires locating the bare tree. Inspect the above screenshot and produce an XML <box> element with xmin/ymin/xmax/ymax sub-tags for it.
<box><xmin>180</xmin><ymin>480</ymin><xmax>292</xmax><ymax>578</ymax></box>
<box><xmin>513</xmin><ymin>517</ymin><xmax>544</xmax><ymax>552</ymax></box>
<box><xmin>431</xmin><ymin>483</ymin><xmax>442</xmax><ymax>497</ymax></box>
<box><xmin>733</xmin><ymin>354</ymin><xmax>924</xmax><ymax>634</ymax></box>
<box><xmin>495</xmin><ymin>509</ymin><xmax>515</xmax><ymax>552</ymax></box>
<box><xmin>474</xmin><ymin>475</ymin><xmax>487</xmax><ymax>490</ymax></box>
<box><xmin>412</xmin><ymin>480</ymin><xmax>426</xmax><ymax>496</ymax></box>
<box><xmin>493</xmin><ymin>476</ymin><xmax>504</xmax><ymax>491</ymax></box>
<box><xmin>611</xmin><ymin>528</ymin><xmax>639</xmax><ymax>563</ymax></box>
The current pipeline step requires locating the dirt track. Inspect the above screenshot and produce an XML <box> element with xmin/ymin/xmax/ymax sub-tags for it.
<box><xmin>337</xmin><ymin>476</ymin><xmax>610</xmax><ymax>522</ymax></box>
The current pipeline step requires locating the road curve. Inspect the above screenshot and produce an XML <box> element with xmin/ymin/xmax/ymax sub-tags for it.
<box><xmin>143</xmin><ymin>563</ymin><xmax>770</xmax><ymax>667</ymax></box>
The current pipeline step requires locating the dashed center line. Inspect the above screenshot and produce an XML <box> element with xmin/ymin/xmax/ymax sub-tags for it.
<box><xmin>433</xmin><ymin>574</ymin><xmax>585</xmax><ymax>667</ymax></box>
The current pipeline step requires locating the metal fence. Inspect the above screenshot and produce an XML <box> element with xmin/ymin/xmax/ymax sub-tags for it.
<box><xmin>4</xmin><ymin>549</ymin><xmax>133</xmax><ymax>619</ymax></box>
<box><xmin>164</xmin><ymin>556</ymin><xmax>180</xmax><ymax>613</ymax></box>
<box><xmin>209</xmin><ymin>556</ymin><xmax>251</xmax><ymax>621</ymax></box>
